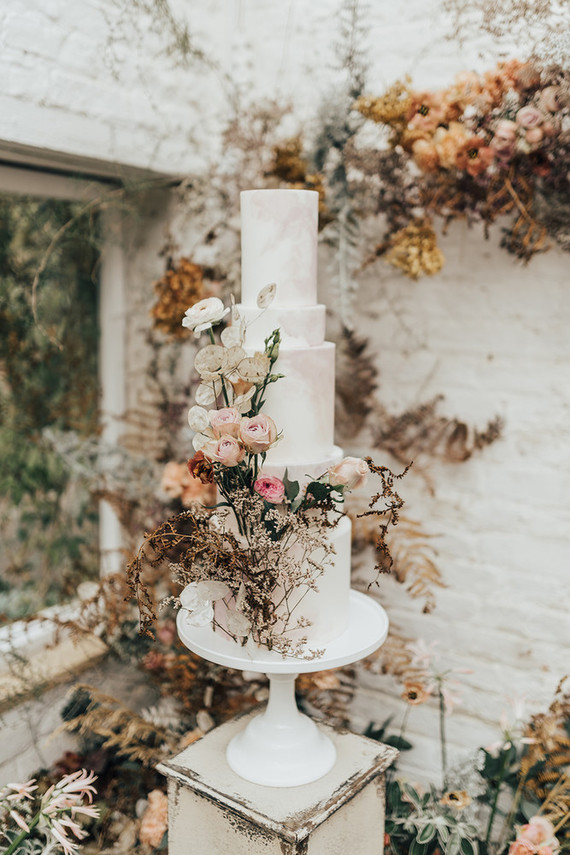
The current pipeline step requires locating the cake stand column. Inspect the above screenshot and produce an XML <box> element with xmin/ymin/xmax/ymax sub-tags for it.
<box><xmin>226</xmin><ymin>671</ymin><xmax>336</xmax><ymax>787</ymax></box>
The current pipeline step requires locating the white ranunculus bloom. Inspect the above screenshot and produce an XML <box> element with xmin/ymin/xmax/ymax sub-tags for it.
<box><xmin>182</xmin><ymin>297</ymin><xmax>230</xmax><ymax>336</ymax></box>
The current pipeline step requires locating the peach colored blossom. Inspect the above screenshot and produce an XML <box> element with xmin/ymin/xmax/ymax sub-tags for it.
<box><xmin>239</xmin><ymin>414</ymin><xmax>278</xmax><ymax>454</ymax></box>
<box><xmin>160</xmin><ymin>461</ymin><xmax>185</xmax><ymax>499</ymax></box>
<box><xmin>401</xmin><ymin>681</ymin><xmax>431</xmax><ymax>705</ymax></box>
<box><xmin>411</xmin><ymin>138</ymin><xmax>440</xmax><ymax>172</ymax></box>
<box><xmin>538</xmin><ymin>86</ymin><xmax>561</xmax><ymax>113</ymax></box>
<box><xmin>407</xmin><ymin>91</ymin><xmax>449</xmax><ymax>132</ymax></box>
<box><xmin>209</xmin><ymin>407</ymin><xmax>241</xmax><ymax>438</ymax></box>
<box><xmin>328</xmin><ymin>457</ymin><xmax>369</xmax><ymax>490</ymax></box>
<box><xmin>139</xmin><ymin>790</ymin><xmax>168</xmax><ymax>849</ymax></box>
<box><xmin>516</xmin><ymin>105</ymin><xmax>544</xmax><ymax>129</ymax></box>
<box><xmin>202</xmin><ymin>435</ymin><xmax>245</xmax><ymax>467</ymax></box>
<box><xmin>456</xmin><ymin>138</ymin><xmax>495</xmax><ymax>176</ymax></box>
<box><xmin>519</xmin><ymin>817</ymin><xmax>557</xmax><ymax>847</ymax></box>
<box><xmin>434</xmin><ymin>123</ymin><xmax>470</xmax><ymax>169</ymax></box>
<box><xmin>254</xmin><ymin>474</ymin><xmax>285</xmax><ymax>503</ymax></box>
<box><xmin>525</xmin><ymin>127</ymin><xmax>544</xmax><ymax>146</ymax></box>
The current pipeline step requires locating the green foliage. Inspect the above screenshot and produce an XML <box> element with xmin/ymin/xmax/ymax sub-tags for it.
<box><xmin>0</xmin><ymin>194</ymin><xmax>100</xmax><ymax>623</ymax></box>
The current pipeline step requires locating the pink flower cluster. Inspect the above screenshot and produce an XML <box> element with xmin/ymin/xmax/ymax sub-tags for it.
<box><xmin>200</xmin><ymin>409</ymin><xmax>278</xmax><ymax>467</ymax></box>
<box><xmin>509</xmin><ymin>817</ymin><xmax>560</xmax><ymax>855</ymax></box>
<box><xmin>400</xmin><ymin>60</ymin><xmax>565</xmax><ymax>178</ymax></box>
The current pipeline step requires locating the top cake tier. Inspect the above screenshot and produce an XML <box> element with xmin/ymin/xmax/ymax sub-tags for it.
<box><xmin>240</xmin><ymin>189</ymin><xmax>319</xmax><ymax>308</ymax></box>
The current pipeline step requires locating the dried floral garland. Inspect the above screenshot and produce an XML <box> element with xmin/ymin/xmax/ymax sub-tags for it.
<box><xmin>271</xmin><ymin>58</ymin><xmax>570</xmax><ymax>279</ymax></box>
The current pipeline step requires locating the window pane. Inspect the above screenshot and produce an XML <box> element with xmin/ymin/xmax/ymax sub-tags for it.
<box><xmin>0</xmin><ymin>193</ymin><xmax>100</xmax><ymax>624</ymax></box>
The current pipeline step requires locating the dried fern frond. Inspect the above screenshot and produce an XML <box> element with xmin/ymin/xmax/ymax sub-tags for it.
<box><xmin>522</xmin><ymin>676</ymin><xmax>570</xmax><ymax>803</ymax></box>
<box><xmin>372</xmin><ymin>396</ymin><xmax>503</xmax><ymax>472</ymax></box>
<box><xmin>352</xmin><ymin>513</ymin><xmax>444</xmax><ymax>612</ymax></box>
<box><xmin>296</xmin><ymin>666</ymin><xmax>356</xmax><ymax>728</ymax></box>
<box><xmin>59</xmin><ymin>684</ymin><xmax>179</xmax><ymax>767</ymax></box>
<box><xmin>334</xmin><ymin>327</ymin><xmax>378</xmax><ymax>442</ymax></box>
<box><xmin>362</xmin><ymin>629</ymin><xmax>415</xmax><ymax>679</ymax></box>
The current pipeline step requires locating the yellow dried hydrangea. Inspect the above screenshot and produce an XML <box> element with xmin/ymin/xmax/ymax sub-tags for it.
<box><xmin>151</xmin><ymin>258</ymin><xmax>207</xmax><ymax>339</ymax></box>
<box><xmin>354</xmin><ymin>79</ymin><xmax>412</xmax><ymax>136</ymax></box>
<box><xmin>384</xmin><ymin>218</ymin><xmax>445</xmax><ymax>279</ymax></box>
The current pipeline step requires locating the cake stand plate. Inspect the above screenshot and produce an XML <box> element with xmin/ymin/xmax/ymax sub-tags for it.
<box><xmin>176</xmin><ymin>589</ymin><xmax>388</xmax><ymax>787</ymax></box>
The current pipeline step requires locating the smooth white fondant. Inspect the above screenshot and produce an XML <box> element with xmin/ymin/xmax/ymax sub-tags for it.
<box><xmin>237</xmin><ymin>304</ymin><xmax>326</xmax><ymax>349</ymax></box>
<box><xmin>240</xmin><ymin>189</ymin><xmax>319</xmax><ymax>308</ymax></box>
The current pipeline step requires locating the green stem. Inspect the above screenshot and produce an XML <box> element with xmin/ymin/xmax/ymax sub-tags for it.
<box><xmin>4</xmin><ymin>811</ymin><xmax>40</xmax><ymax>855</ymax></box>
<box><xmin>439</xmin><ymin>686</ymin><xmax>448</xmax><ymax>789</ymax></box>
<box><xmin>485</xmin><ymin>748</ymin><xmax>508</xmax><ymax>847</ymax></box>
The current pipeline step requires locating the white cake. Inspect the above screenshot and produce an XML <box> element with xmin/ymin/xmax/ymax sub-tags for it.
<box><xmin>236</xmin><ymin>189</ymin><xmax>352</xmax><ymax>646</ymax></box>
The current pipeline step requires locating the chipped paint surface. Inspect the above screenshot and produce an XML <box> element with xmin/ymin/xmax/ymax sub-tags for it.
<box><xmin>160</xmin><ymin>709</ymin><xmax>395</xmax><ymax>853</ymax></box>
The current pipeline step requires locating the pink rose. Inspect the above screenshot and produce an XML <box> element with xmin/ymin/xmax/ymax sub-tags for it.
<box><xmin>510</xmin><ymin>840</ymin><xmax>534</xmax><ymax>855</ymax></box>
<box><xmin>202</xmin><ymin>435</ymin><xmax>245</xmax><ymax>467</ymax></box>
<box><xmin>516</xmin><ymin>105</ymin><xmax>544</xmax><ymax>129</ymax></box>
<box><xmin>328</xmin><ymin>457</ymin><xmax>369</xmax><ymax>490</ymax></box>
<box><xmin>239</xmin><ymin>414</ymin><xmax>277</xmax><ymax>454</ymax></box>
<box><xmin>254</xmin><ymin>474</ymin><xmax>285</xmax><ymax>503</ymax></box>
<box><xmin>519</xmin><ymin>818</ymin><xmax>557</xmax><ymax>847</ymax></box>
<box><xmin>209</xmin><ymin>407</ymin><xmax>241</xmax><ymax>437</ymax></box>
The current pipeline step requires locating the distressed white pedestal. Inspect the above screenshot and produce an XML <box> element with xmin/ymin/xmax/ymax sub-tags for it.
<box><xmin>158</xmin><ymin>709</ymin><xmax>398</xmax><ymax>855</ymax></box>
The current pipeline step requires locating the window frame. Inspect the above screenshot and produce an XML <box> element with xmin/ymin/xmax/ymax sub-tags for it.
<box><xmin>0</xmin><ymin>163</ymin><xmax>126</xmax><ymax>665</ymax></box>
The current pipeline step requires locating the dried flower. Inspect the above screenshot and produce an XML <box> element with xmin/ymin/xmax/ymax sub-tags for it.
<box><xmin>402</xmin><ymin>681</ymin><xmax>431</xmax><ymax>705</ymax></box>
<box><xmin>151</xmin><ymin>258</ymin><xmax>207</xmax><ymax>339</ymax></box>
<box><xmin>440</xmin><ymin>790</ymin><xmax>472</xmax><ymax>809</ymax></box>
<box><xmin>139</xmin><ymin>790</ymin><xmax>168</xmax><ymax>849</ymax></box>
<box><xmin>188</xmin><ymin>450</ymin><xmax>214</xmax><ymax>484</ymax></box>
<box><xmin>385</xmin><ymin>219</ymin><xmax>445</xmax><ymax>279</ymax></box>
<box><xmin>455</xmin><ymin>137</ymin><xmax>495</xmax><ymax>176</ymax></box>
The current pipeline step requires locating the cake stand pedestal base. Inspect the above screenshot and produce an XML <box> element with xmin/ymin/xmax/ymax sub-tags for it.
<box><xmin>158</xmin><ymin>711</ymin><xmax>398</xmax><ymax>855</ymax></box>
<box><xmin>176</xmin><ymin>589</ymin><xmax>390</xmax><ymax>787</ymax></box>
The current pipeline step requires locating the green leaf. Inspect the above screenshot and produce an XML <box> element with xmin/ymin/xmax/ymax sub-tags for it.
<box><xmin>438</xmin><ymin>824</ymin><xmax>451</xmax><ymax>844</ymax></box>
<box><xmin>305</xmin><ymin>480</ymin><xmax>330</xmax><ymax>501</ymax></box>
<box><xmin>409</xmin><ymin>838</ymin><xmax>428</xmax><ymax>855</ymax></box>
<box><xmin>417</xmin><ymin>824</ymin><xmax>436</xmax><ymax>844</ymax></box>
<box><xmin>282</xmin><ymin>469</ymin><xmax>300</xmax><ymax>503</ymax></box>
<box><xmin>403</xmin><ymin>783</ymin><xmax>422</xmax><ymax>807</ymax></box>
<box><xmin>459</xmin><ymin>837</ymin><xmax>477</xmax><ymax>855</ymax></box>
<box><xmin>447</xmin><ymin>831</ymin><xmax>461</xmax><ymax>855</ymax></box>
<box><xmin>384</xmin><ymin>735</ymin><xmax>413</xmax><ymax>751</ymax></box>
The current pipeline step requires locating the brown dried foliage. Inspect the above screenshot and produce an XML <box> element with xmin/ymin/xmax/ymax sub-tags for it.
<box><xmin>150</xmin><ymin>257</ymin><xmax>207</xmax><ymax>339</ymax></box>
<box><xmin>372</xmin><ymin>396</ymin><xmax>503</xmax><ymax>471</ymax></box>
<box><xmin>522</xmin><ymin>676</ymin><xmax>570</xmax><ymax>811</ymax></box>
<box><xmin>353</xmin><ymin>513</ymin><xmax>444</xmax><ymax>613</ymax></box>
<box><xmin>358</xmin><ymin>458</ymin><xmax>409</xmax><ymax>583</ymax></box>
<box><xmin>334</xmin><ymin>327</ymin><xmax>378</xmax><ymax>442</ymax></box>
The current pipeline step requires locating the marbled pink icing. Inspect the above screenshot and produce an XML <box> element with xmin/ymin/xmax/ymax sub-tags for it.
<box><xmin>240</xmin><ymin>189</ymin><xmax>318</xmax><ymax>307</ymax></box>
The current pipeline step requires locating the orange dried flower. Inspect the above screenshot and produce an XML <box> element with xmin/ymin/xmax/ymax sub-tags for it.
<box><xmin>151</xmin><ymin>258</ymin><xmax>208</xmax><ymax>339</ymax></box>
<box><xmin>411</xmin><ymin>138</ymin><xmax>440</xmax><ymax>172</ymax></box>
<box><xmin>455</xmin><ymin>137</ymin><xmax>495</xmax><ymax>177</ymax></box>
<box><xmin>401</xmin><ymin>681</ymin><xmax>431</xmax><ymax>705</ymax></box>
<box><xmin>188</xmin><ymin>450</ymin><xmax>215</xmax><ymax>484</ymax></box>
<box><xmin>440</xmin><ymin>790</ymin><xmax>472</xmax><ymax>809</ymax></box>
<box><xmin>433</xmin><ymin>122</ymin><xmax>470</xmax><ymax>169</ymax></box>
<box><xmin>407</xmin><ymin>91</ymin><xmax>450</xmax><ymax>132</ymax></box>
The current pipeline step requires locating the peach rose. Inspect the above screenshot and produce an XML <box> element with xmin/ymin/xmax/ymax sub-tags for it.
<box><xmin>516</xmin><ymin>105</ymin><xmax>544</xmax><ymax>129</ymax></box>
<box><xmin>434</xmin><ymin>123</ymin><xmax>469</xmax><ymax>169</ymax></box>
<box><xmin>209</xmin><ymin>407</ymin><xmax>241</xmax><ymax>437</ymax></box>
<box><xmin>328</xmin><ymin>457</ymin><xmax>369</xmax><ymax>490</ymax></box>
<box><xmin>411</xmin><ymin>138</ymin><xmax>440</xmax><ymax>172</ymax></box>
<box><xmin>139</xmin><ymin>790</ymin><xmax>168</xmax><ymax>848</ymax></box>
<box><xmin>538</xmin><ymin>86</ymin><xmax>560</xmax><ymax>114</ymax></box>
<box><xmin>239</xmin><ymin>414</ymin><xmax>277</xmax><ymax>454</ymax></box>
<box><xmin>254</xmin><ymin>474</ymin><xmax>285</xmax><ymax>504</ymax></box>
<box><xmin>519</xmin><ymin>817</ymin><xmax>557</xmax><ymax>847</ymax></box>
<box><xmin>491</xmin><ymin>119</ymin><xmax>518</xmax><ymax>162</ymax></box>
<box><xmin>525</xmin><ymin>127</ymin><xmax>544</xmax><ymax>146</ymax></box>
<box><xmin>201</xmin><ymin>435</ymin><xmax>245</xmax><ymax>467</ymax></box>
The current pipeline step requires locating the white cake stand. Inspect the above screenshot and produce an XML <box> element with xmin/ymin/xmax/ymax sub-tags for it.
<box><xmin>176</xmin><ymin>589</ymin><xmax>389</xmax><ymax>787</ymax></box>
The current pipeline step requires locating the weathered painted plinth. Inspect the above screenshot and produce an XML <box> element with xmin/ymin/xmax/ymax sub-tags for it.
<box><xmin>158</xmin><ymin>708</ymin><xmax>398</xmax><ymax>855</ymax></box>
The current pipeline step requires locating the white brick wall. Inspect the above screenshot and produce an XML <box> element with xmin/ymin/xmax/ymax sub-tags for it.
<box><xmin>1</xmin><ymin>0</ymin><xmax>568</xmax><ymax>783</ymax></box>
